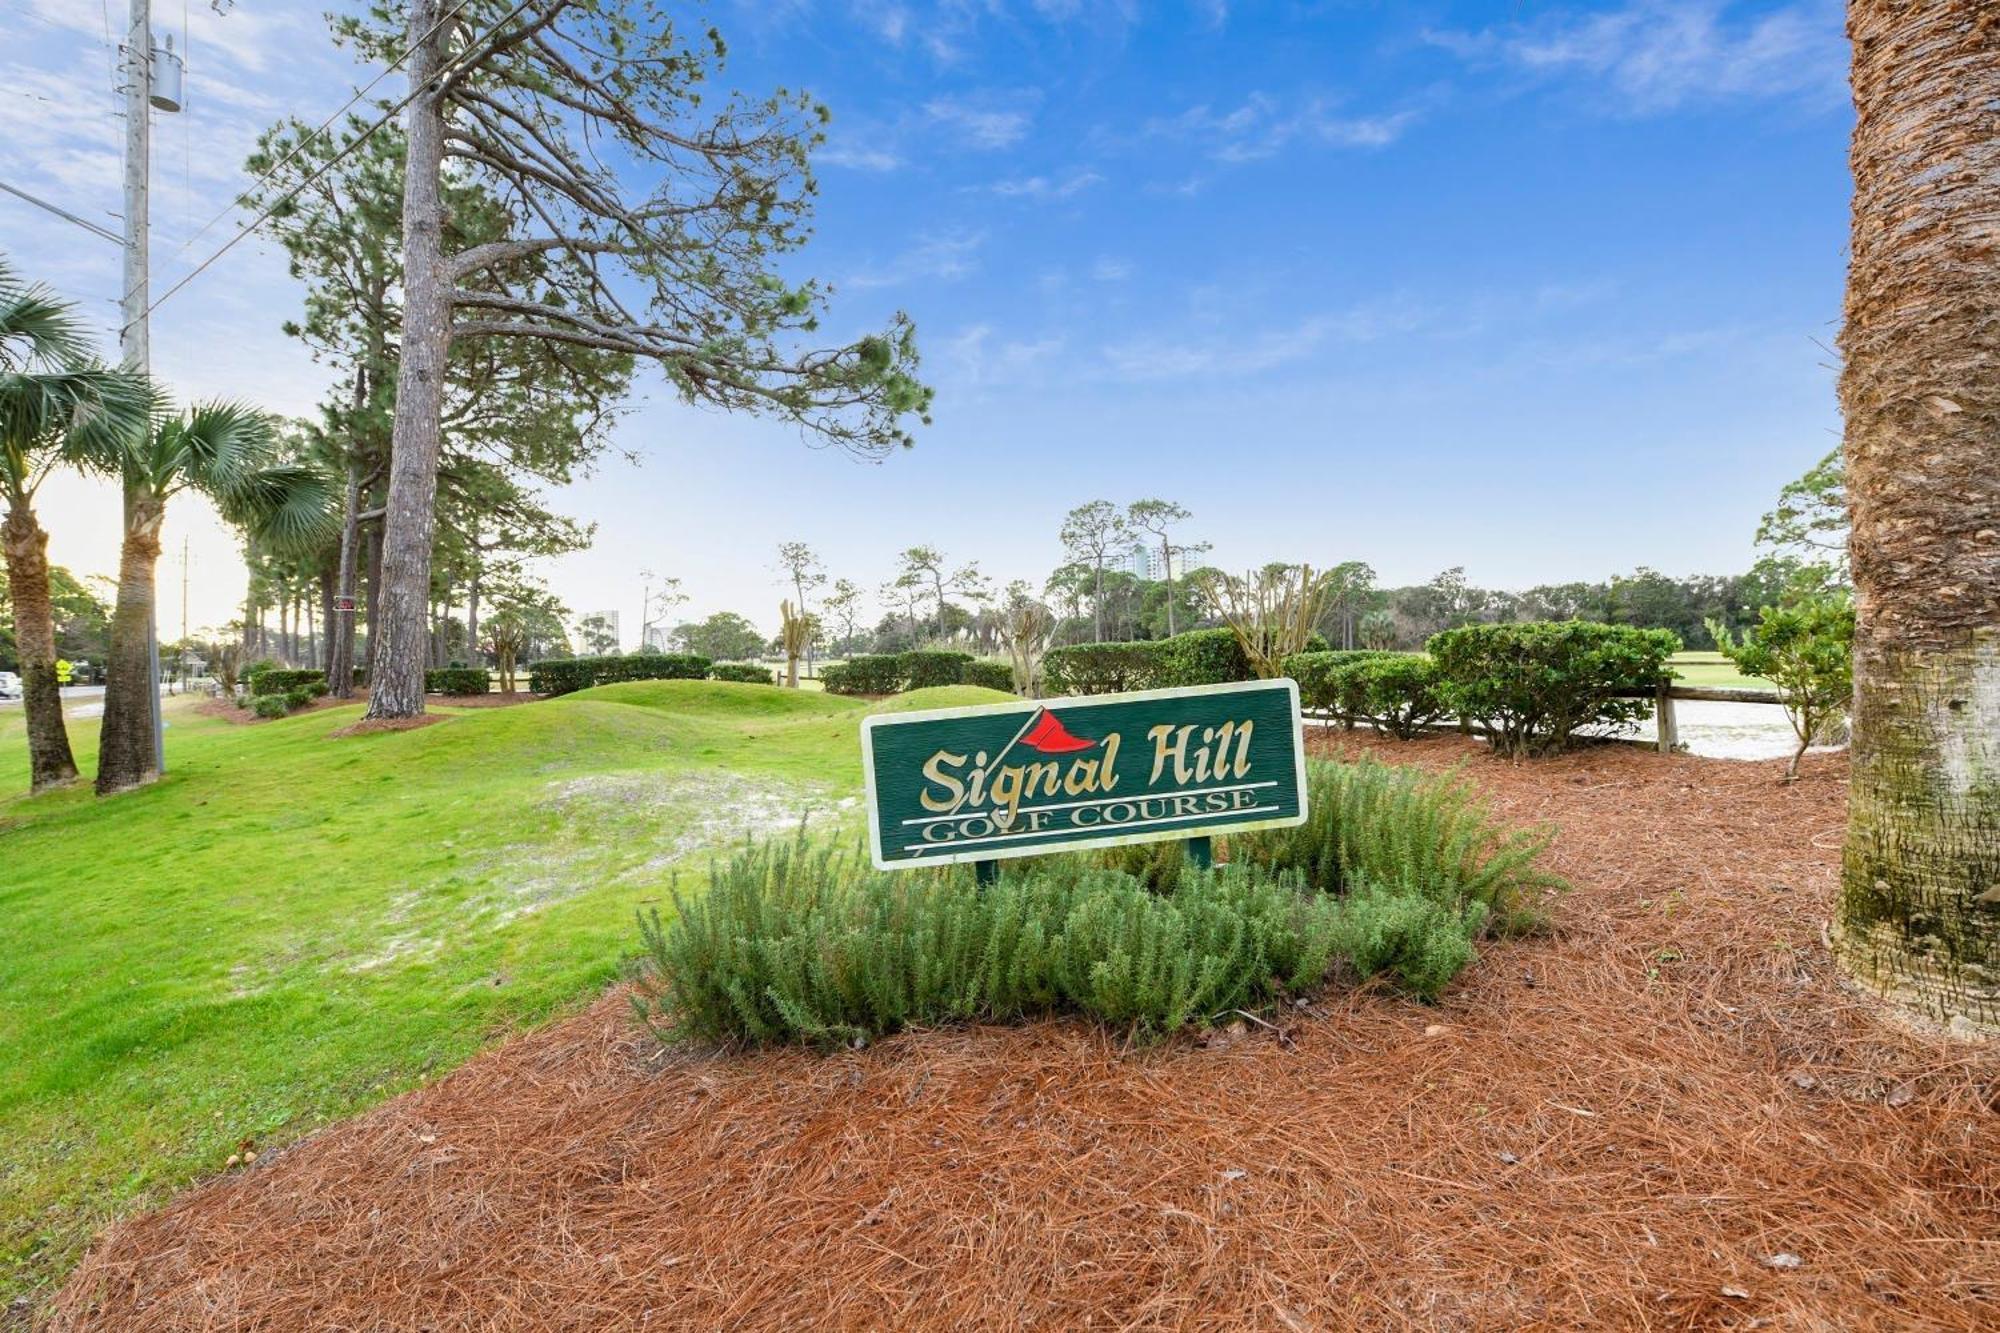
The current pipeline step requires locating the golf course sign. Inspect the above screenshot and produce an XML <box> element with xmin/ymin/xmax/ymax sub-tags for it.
<box><xmin>861</xmin><ymin>678</ymin><xmax>1308</xmax><ymax>870</ymax></box>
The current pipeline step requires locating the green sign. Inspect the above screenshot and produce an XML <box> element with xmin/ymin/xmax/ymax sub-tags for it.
<box><xmin>862</xmin><ymin>679</ymin><xmax>1308</xmax><ymax>870</ymax></box>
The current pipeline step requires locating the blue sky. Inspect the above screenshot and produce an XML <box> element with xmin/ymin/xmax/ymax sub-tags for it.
<box><xmin>2</xmin><ymin>0</ymin><xmax>1850</xmax><ymax>644</ymax></box>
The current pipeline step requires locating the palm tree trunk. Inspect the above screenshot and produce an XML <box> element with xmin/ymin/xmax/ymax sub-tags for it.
<box><xmin>2</xmin><ymin>496</ymin><xmax>80</xmax><ymax>791</ymax></box>
<box><xmin>1832</xmin><ymin>0</ymin><xmax>1999</xmax><ymax>1033</ymax></box>
<box><xmin>364</xmin><ymin>0</ymin><xmax>450</xmax><ymax>721</ymax></box>
<box><xmin>97</xmin><ymin>492</ymin><xmax>166</xmax><ymax>795</ymax></box>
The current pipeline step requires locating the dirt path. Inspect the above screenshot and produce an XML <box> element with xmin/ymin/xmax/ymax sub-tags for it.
<box><xmin>51</xmin><ymin>740</ymin><xmax>1998</xmax><ymax>1331</ymax></box>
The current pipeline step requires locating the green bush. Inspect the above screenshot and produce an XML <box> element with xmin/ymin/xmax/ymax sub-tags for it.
<box><xmin>240</xmin><ymin>658</ymin><xmax>282</xmax><ymax>687</ymax></box>
<box><xmin>595</xmin><ymin>653</ymin><xmax>710</xmax><ymax>684</ymax></box>
<box><xmin>900</xmin><ymin>650</ymin><xmax>974</xmax><ymax>689</ymax></box>
<box><xmin>820</xmin><ymin>654</ymin><xmax>906</xmax><ymax>696</ymax></box>
<box><xmin>251</xmin><ymin>693</ymin><xmax>291</xmax><ymax>719</ymax></box>
<box><xmin>1428</xmin><ymin>621</ymin><xmax>1680</xmax><ymax>757</ymax></box>
<box><xmin>1343</xmin><ymin>656</ymin><xmax>1448</xmax><ymax>739</ymax></box>
<box><xmin>1229</xmin><ymin>758</ymin><xmax>1563</xmax><ymax>931</ymax></box>
<box><xmin>632</xmin><ymin>840</ymin><xmax>1351</xmax><ymax>1046</ymax></box>
<box><xmin>282</xmin><ymin>686</ymin><xmax>316</xmax><ymax>711</ymax></box>
<box><xmin>1281</xmin><ymin>650</ymin><xmax>1400</xmax><ymax>712</ymax></box>
<box><xmin>710</xmin><ymin>662</ymin><xmax>777</xmax><ymax>685</ymax></box>
<box><xmin>1708</xmin><ymin>596</ymin><xmax>1853</xmax><ymax>780</ymax></box>
<box><xmin>248</xmin><ymin>668</ymin><xmax>326</xmax><ymax>697</ymax></box>
<box><xmin>1154</xmin><ymin>627</ymin><xmax>1251</xmax><ymax>687</ymax></box>
<box><xmin>634</xmin><ymin>754</ymin><xmax>1567</xmax><ymax>1046</ymax></box>
<box><xmin>1332</xmin><ymin>888</ymin><xmax>1487</xmax><ymax>1001</ymax></box>
<box><xmin>1041</xmin><ymin>641</ymin><xmax>1162</xmax><ymax>695</ymax></box>
<box><xmin>527</xmin><ymin>658</ymin><xmax>597</xmax><ymax>696</ymax></box>
<box><xmin>425</xmin><ymin>666</ymin><xmax>490</xmax><ymax>696</ymax></box>
<box><xmin>961</xmin><ymin>659</ymin><xmax>1016</xmax><ymax>693</ymax></box>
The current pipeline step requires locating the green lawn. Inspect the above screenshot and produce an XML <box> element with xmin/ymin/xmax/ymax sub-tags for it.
<box><xmin>1668</xmin><ymin>651</ymin><xmax>1770</xmax><ymax>692</ymax></box>
<box><xmin>0</xmin><ymin>680</ymin><xmax>1007</xmax><ymax>1301</ymax></box>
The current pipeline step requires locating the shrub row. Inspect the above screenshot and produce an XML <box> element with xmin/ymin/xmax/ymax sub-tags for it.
<box><xmin>1042</xmin><ymin>628</ymin><xmax>1331</xmax><ymax>695</ymax></box>
<box><xmin>710</xmin><ymin>662</ymin><xmax>777</xmax><ymax>685</ymax></box>
<box><xmin>632</xmin><ymin>757</ymin><xmax>1565</xmax><ymax>1047</ymax></box>
<box><xmin>819</xmin><ymin>651</ymin><xmax>1015</xmax><ymax>696</ymax></box>
<box><xmin>425</xmin><ymin>667</ymin><xmax>491</xmax><ymax>696</ymax></box>
<box><xmin>248</xmin><ymin>668</ymin><xmax>326</xmax><ymax>697</ymax></box>
<box><xmin>528</xmin><ymin>654</ymin><xmax>713</xmax><ymax>696</ymax></box>
<box><xmin>1428</xmin><ymin>622</ymin><xmax>1679</xmax><ymax>757</ymax></box>
<box><xmin>961</xmin><ymin>659</ymin><xmax>1016</xmax><ymax>692</ymax></box>
<box><xmin>1286</xmin><ymin>623</ymin><xmax>1679</xmax><ymax>755</ymax></box>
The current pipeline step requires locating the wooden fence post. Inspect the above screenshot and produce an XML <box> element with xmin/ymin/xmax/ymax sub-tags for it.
<box><xmin>1655</xmin><ymin>680</ymin><xmax>1678</xmax><ymax>755</ymax></box>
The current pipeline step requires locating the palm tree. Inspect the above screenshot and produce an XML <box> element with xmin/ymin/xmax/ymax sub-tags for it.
<box><xmin>94</xmin><ymin>405</ymin><xmax>335</xmax><ymax>794</ymax></box>
<box><xmin>0</xmin><ymin>258</ymin><xmax>151</xmax><ymax>791</ymax></box>
<box><xmin>1832</xmin><ymin>2</ymin><xmax>1998</xmax><ymax>1032</ymax></box>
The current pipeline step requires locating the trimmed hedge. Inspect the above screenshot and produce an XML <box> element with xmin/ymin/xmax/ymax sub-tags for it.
<box><xmin>1429</xmin><ymin>621</ymin><xmax>1679</xmax><ymax>757</ymax></box>
<box><xmin>962</xmin><ymin>659</ymin><xmax>1016</xmax><ymax>693</ymax></box>
<box><xmin>1041</xmin><ymin>641</ymin><xmax>1161</xmax><ymax>695</ymax></box>
<box><xmin>1281</xmin><ymin>650</ymin><xmax>1401</xmax><ymax>712</ymax></box>
<box><xmin>425</xmin><ymin>667</ymin><xmax>491</xmax><ymax>696</ymax></box>
<box><xmin>1043</xmin><ymin>627</ymin><xmax>1286</xmax><ymax>697</ymax></box>
<box><xmin>595</xmin><ymin>653</ymin><xmax>710</xmax><ymax>684</ymax></box>
<box><xmin>526</xmin><ymin>654</ymin><xmax>712</xmax><ymax>696</ymax></box>
<box><xmin>528</xmin><ymin>658</ymin><xmax>597</xmax><ymax>696</ymax></box>
<box><xmin>1154</xmin><ymin>627</ymin><xmax>1251</xmax><ymax>688</ymax></box>
<box><xmin>821</xmin><ymin>654</ymin><xmax>906</xmax><ymax>696</ymax></box>
<box><xmin>249</xmin><ymin>668</ymin><xmax>325</xmax><ymax>697</ymax></box>
<box><xmin>1342</xmin><ymin>656</ymin><xmax>1448</xmax><ymax>739</ymax></box>
<box><xmin>251</xmin><ymin>694</ymin><xmax>291</xmax><ymax>719</ymax></box>
<box><xmin>901</xmin><ymin>650</ymin><xmax>974</xmax><ymax>689</ymax></box>
<box><xmin>710</xmin><ymin>662</ymin><xmax>776</xmax><ymax>685</ymax></box>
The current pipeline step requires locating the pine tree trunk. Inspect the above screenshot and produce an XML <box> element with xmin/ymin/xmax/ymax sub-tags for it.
<box><xmin>1832</xmin><ymin>0</ymin><xmax>2000</xmax><ymax>1033</ymax></box>
<box><xmin>2</xmin><ymin>496</ymin><xmax>80</xmax><ymax>791</ymax></box>
<box><xmin>363</xmin><ymin>518</ymin><xmax>383</xmax><ymax>681</ymax></box>
<box><xmin>467</xmin><ymin>551</ymin><xmax>482</xmax><ymax>676</ymax></box>
<box><xmin>96</xmin><ymin>492</ymin><xmax>166</xmax><ymax>795</ymax></box>
<box><xmin>328</xmin><ymin>462</ymin><xmax>361</xmax><ymax>697</ymax></box>
<box><xmin>365</xmin><ymin>0</ymin><xmax>450</xmax><ymax>720</ymax></box>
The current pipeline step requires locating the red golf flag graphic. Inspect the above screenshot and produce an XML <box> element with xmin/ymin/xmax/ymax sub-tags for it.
<box><xmin>1018</xmin><ymin>708</ymin><xmax>1098</xmax><ymax>754</ymax></box>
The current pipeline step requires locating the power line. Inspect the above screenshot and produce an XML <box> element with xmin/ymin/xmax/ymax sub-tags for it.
<box><xmin>171</xmin><ymin>0</ymin><xmax>479</xmax><ymax>257</ymax></box>
<box><xmin>147</xmin><ymin>0</ymin><xmax>542</xmax><ymax>320</ymax></box>
<box><xmin>0</xmin><ymin>178</ymin><xmax>123</xmax><ymax>244</ymax></box>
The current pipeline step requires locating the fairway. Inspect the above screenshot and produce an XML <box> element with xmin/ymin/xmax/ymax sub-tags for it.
<box><xmin>0</xmin><ymin>682</ymin><xmax>1007</xmax><ymax>1299</ymax></box>
<box><xmin>1668</xmin><ymin>650</ymin><xmax>1769</xmax><ymax>692</ymax></box>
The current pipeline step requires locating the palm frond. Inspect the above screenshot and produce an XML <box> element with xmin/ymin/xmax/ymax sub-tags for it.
<box><xmin>1</xmin><ymin>365</ymin><xmax>154</xmax><ymax>489</ymax></box>
<box><xmin>160</xmin><ymin>400</ymin><xmax>277</xmax><ymax>494</ymax></box>
<box><xmin>0</xmin><ymin>258</ymin><xmax>99</xmax><ymax>373</ymax></box>
<box><xmin>220</xmin><ymin>461</ymin><xmax>339</xmax><ymax>555</ymax></box>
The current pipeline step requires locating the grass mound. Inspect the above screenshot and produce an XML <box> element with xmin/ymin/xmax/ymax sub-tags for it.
<box><xmin>570</xmin><ymin>678</ymin><xmax>862</xmax><ymax>719</ymax></box>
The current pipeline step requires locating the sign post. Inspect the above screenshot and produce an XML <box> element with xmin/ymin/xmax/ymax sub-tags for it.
<box><xmin>861</xmin><ymin>678</ymin><xmax>1308</xmax><ymax>875</ymax></box>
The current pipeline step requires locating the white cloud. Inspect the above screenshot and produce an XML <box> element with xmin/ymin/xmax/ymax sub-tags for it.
<box><xmin>925</xmin><ymin>95</ymin><xmax>1034</xmax><ymax>149</ymax></box>
<box><xmin>1423</xmin><ymin>1</ymin><xmax>1845</xmax><ymax>114</ymax></box>
<box><xmin>820</xmin><ymin>141</ymin><xmax>904</xmax><ymax>172</ymax></box>
<box><xmin>945</xmin><ymin>323</ymin><xmax>1066</xmax><ymax>386</ymax></box>
<box><xmin>844</xmin><ymin>230</ymin><xmax>986</xmax><ymax>290</ymax></box>
<box><xmin>983</xmin><ymin>169</ymin><xmax>1103</xmax><ymax>199</ymax></box>
<box><xmin>1148</xmin><ymin>93</ymin><xmax>1418</xmax><ymax>163</ymax></box>
<box><xmin>1100</xmin><ymin>296</ymin><xmax>1432</xmax><ymax>381</ymax></box>
<box><xmin>1091</xmin><ymin>257</ymin><xmax>1132</xmax><ymax>282</ymax></box>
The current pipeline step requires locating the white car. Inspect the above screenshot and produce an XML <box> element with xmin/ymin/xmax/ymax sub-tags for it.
<box><xmin>0</xmin><ymin>671</ymin><xmax>21</xmax><ymax>700</ymax></box>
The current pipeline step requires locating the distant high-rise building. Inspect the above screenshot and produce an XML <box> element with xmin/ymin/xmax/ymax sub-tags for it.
<box><xmin>1117</xmin><ymin>541</ymin><xmax>1157</xmax><ymax>582</ymax></box>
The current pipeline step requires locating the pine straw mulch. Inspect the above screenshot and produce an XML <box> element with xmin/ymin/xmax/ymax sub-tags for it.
<box><xmin>49</xmin><ymin>737</ymin><xmax>2000</xmax><ymax>1331</ymax></box>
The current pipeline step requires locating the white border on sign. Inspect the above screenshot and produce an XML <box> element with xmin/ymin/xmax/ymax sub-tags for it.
<box><xmin>859</xmin><ymin>677</ymin><xmax>1310</xmax><ymax>872</ymax></box>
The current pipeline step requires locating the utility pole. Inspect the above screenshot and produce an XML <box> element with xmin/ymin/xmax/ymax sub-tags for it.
<box><xmin>121</xmin><ymin>0</ymin><xmax>165</xmax><ymax>774</ymax></box>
